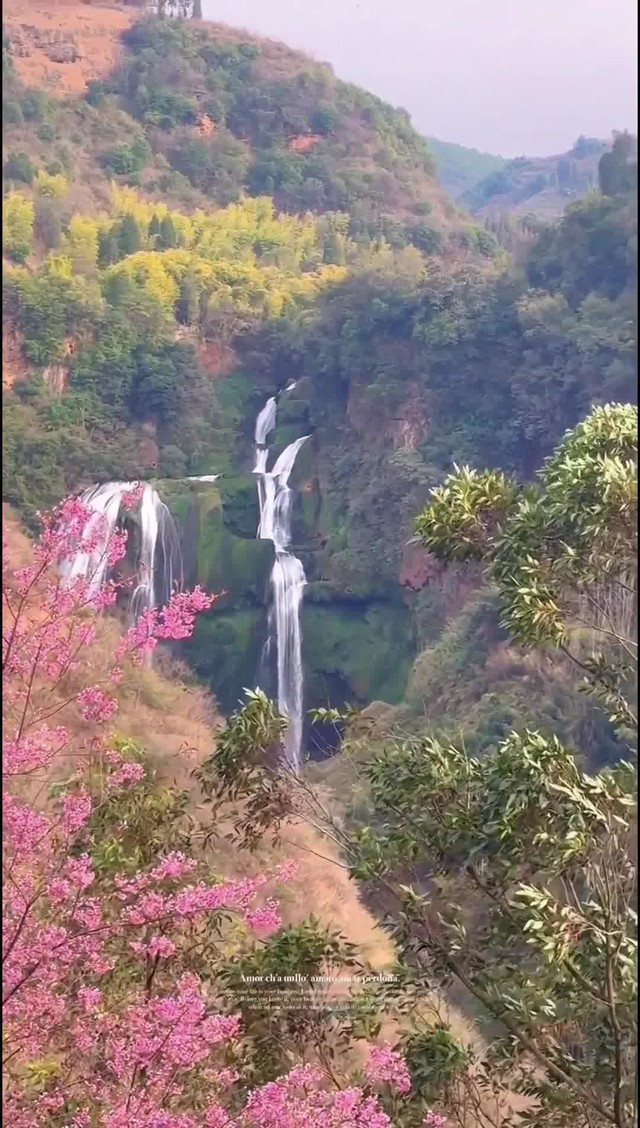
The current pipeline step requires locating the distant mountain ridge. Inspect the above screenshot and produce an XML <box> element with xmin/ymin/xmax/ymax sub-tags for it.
<box><xmin>425</xmin><ymin>136</ymin><xmax>506</xmax><ymax>198</ymax></box>
<box><xmin>428</xmin><ymin>133</ymin><xmax>613</xmax><ymax>221</ymax></box>
<box><xmin>464</xmin><ymin>135</ymin><xmax>611</xmax><ymax>219</ymax></box>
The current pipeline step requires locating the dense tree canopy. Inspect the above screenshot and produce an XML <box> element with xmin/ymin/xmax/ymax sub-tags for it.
<box><xmin>416</xmin><ymin>403</ymin><xmax>637</xmax><ymax>732</ymax></box>
<box><xmin>199</xmin><ymin>407</ymin><xmax>638</xmax><ymax>1128</ymax></box>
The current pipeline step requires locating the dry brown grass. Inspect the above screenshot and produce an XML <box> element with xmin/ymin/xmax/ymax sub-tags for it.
<box><xmin>4</xmin><ymin>0</ymin><xmax>135</xmax><ymax>95</ymax></box>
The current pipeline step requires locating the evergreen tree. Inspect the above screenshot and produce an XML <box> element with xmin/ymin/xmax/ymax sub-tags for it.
<box><xmin>98</xmin><ymin>228</ymin><xmax>121</xmax><ymax>268</ymax></box>
<box><xmin>148</xmin><ymin>214</ymin><xmax>162</xmax><ymax>243</ymax></box>
<box><xmin>34</xmin><ymin>198</ymin><xmax>62</xmax><ymax>251</ymax></box>
<box><xmin>159</xmin><ymin>214</ymin><xmax>179</xmax><ymax>249</ymax></box>
<box><xmin>117</xmin><ymin>213</ymin><xmax>142</xmax><ymax>257</ymax></box>
<box><xmin>177</xmin><ymin>272</ymin><xmax>199</xmax><ymax>325</ymax></box>
<box><xmin>598</xmin><ymin>130</ymin><xmax>638</xmax><ymax>197</ymax></box>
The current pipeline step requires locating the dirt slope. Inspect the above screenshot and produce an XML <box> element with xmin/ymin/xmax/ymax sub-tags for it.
<box><xmin>3</xmin><ymin>0</ymin><xmax>136</xmax><ymax>95</ymax></box>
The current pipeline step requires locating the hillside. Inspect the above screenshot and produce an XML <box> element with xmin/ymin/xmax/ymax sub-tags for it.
<box><xmin>424</xmin><ymin>135</ymin><xmax>506</xmax><ymax>199</ymax></box>
<box><xmin>463</xmin><ymin>135</ymin><xmax>611</xmax><ymax>220</ymax></box>
<box><xmin>3</xmin><ymin>4</ymin><xmax>468</xmax><ymax>245</ymax></box>
<box><xmin>411</xmin><ymin>134</ymin><xmax>611</xmax><ymax>222</ymax></box>
<box><xmin>2</xmin><ymin>0</ymin><xmax>136</xmax><ymax>94</ymax></box>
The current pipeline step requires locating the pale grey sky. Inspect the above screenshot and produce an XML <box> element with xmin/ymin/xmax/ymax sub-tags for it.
<box><xmin>202</xmin><ymin>0</ymin><xmax>637</xmax><ymax>157</ymax></box>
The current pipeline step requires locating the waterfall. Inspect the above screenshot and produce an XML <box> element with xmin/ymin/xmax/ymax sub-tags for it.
<box><xmin>253</xmin><ymin>396</ymin><xmax>309</xmax><ymax>771</ymax></box>
<box><xmin>130</xmin><ymin>484</ymin><xmax>183</xmax><ymax>621</ymax></box>
<box><xmin>254</xmin><ymin>396</ymin><xmax>277</xmax><ymax>446</ymax></box>
<box><xmin>62</xmin><ymin>481</ymin><xmax>135</xmax><ymax>598</ymax></box>
<box><xmin>62</xmin><ymin>481</ymin><xmax>183</xmax><ymax>621</ymax></box>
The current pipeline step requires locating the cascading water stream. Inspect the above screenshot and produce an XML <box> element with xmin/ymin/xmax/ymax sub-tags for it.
<box><xmin>62</xmin><ymin>481</ymin><xmax>135</xmax><ymax>598</ymax></box>
<box><xmin>253</xmin><ymin>396</ymin><xmax>309</xmax><ymax>772</ymax></box>
<box><xmin>130</xmin><ymin>484</ymin><xmax>183</xmax><ymax>622</ymax></box>
<box><xmin>61</xmin><ymin>481</ymin><xmax>183</xmax><ymax>623</ymax></box>
<box><xmin>61</xmin><ymin>422</ymin><xmax>307</xmax><ymax>763</ymax></box>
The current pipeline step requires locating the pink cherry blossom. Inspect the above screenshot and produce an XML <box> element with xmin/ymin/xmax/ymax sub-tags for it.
<box><xmin>244</xmin><ymin>899</ymin><xmax>282</xmax><ymax>936</ymax></box>
<box><xmin>107</xmin><ymin>761</ymin><xmax>145</xmax><ymax>789</ymax></box>
<box><xmin>78</xmin><ymin>686</ymin><xmax>119</xmax><ymax>723</ymax></box>
<box><xmin>78</xmin><ymin>986</ymin><xmax>103</xmax><ymax>1011</ymax></box>
<box><xmin>3</xmin><ymin>501</ymin><xmax>415</xmax><ymax>1128</ymax></box>
<box><xmin>121</xmin><ymin>484</ymin><xmax>145</xmax><ymax>510</ymax></box>
<box><xmin>365</xmin><ymin>1043</ymin><xmax>412</xmax><ymax>1095</ymax></box>
<box><xmin>276</xmin><ymin>858</ymin><xmax>299</xmax><ymax>882</ymax></box>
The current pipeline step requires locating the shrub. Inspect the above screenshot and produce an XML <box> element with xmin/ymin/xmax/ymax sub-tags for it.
<box><xmin>34</xmin><ymin>196</ymin><xmax>64</xmax><ymax>250</ymax></box>
<box><xmin>3</xmin><ymin>150</ymin><xmax>35</xmax><ymax>184</ymax></box>
<box><xmin>408</xmin><ymin>222</ymin><xmax>442</xmax><ymax>254</ymax></box>
<box><xmin>35</xmin><ymin>169</ymin><xmax>68</xmax><ymax>198</ymax></box>
<box><xmin>5</xmin><ymin>264</ymin><xmax>93</xmax><ymax>364</ymax></box>
<box><xmin>3</xmin><ymin>194</ymin><xmax>34</xmax><ymax>262</ymax></box>
<box><xmin>3</xmin><ymin>98</ymin><xmax>23</xmax><ymax>124</ymax></box>
<box><xmin>19</xmin><ymin>86</ymin><xmax>52</xmax><ymax>122</ymax></box>
<box><xmin>168</xmin><ymin>132</ymin><xmax>251</xmax><ymax>202</ymax></box>
<box><xmin>100</xmin><ymin>137</ymin><xmax>152</xmax><ymax>176</ymax></box>
<box><xmin>159</xmin><ymin>443</ymin><xmax>188</xmax><ymax>477</ymax></box>
<box><xmin>311</xmin><ymin>105</ymin><xmax>341</xmax><ymax>135</ymax></box>
<box><xmin>85</xmin><ymin>79</ymin><xmax>106</xmax><ymax>107</ymax></box>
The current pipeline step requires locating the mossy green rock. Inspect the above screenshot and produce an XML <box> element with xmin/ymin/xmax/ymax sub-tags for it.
<box><xmin>156</xmin><ymin>478</ymin><xmax>273</xmax><ymax>711</ymax></box>
<box><xmin>302</xmin><ymin>599</ymin><xmax>414</xmax><ymax>708</ymax></box>
<box><xmin>183</xmin><ymin>607</ymin><xmax>267</xmax><ymax>713</ymax></box>
<box><xmin>218</xmin><ymin>474</ymin><xmax>260</xmax><ymax>540</ymax></box>
<box><xmin>157</xmin><ymin>478</ymin><xmax>273</xmax><ymax>605</ymax></box>
<box><xmin>273</xmin><ymin>394</ymin><xmax>311</xmax><ymax>429</ymax></box>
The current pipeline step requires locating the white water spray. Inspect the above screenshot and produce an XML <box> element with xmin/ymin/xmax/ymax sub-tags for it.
<box><xmin>62</xmin><ymin>481</ymin><xmax>182</xmax><ymax>621</ymax></box>
<box><xmin>253</xmin><ymin>394</ymin><xmax>309</xmax><ymax>771</ymax></box>
<box><xmin>62</xmin><ymin>481</ymin><xmax>135</xmax><ymax>598</ymax></box>
<box><xmin>254</xmin><ymin>396</ymin><xmax>277</xmax><ymax>446</ymax></box>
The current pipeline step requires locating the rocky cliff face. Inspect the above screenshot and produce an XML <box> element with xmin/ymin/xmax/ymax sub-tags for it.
<box><xmin>141</xmin><ymin>353</ymin><xmax>429</xmax><ymax>723</ymax></box>
<box><xmin>155</xmin><ymin>477</ymin><xmax>274</xmax><ymax>713</ymax></box>
<box><xmin>152</xmin><ymin>366</ymin><xmax>455</xmax><ymax>725</ymax></box>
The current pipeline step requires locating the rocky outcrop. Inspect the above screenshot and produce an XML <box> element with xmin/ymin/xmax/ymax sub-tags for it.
<box><xmin>157</xmin><ymin>478</ymin><xmax>274</xmax><ymax>713</ymax></box>
<box><xmin>399</xmin><ymin>543</ymin><xmax>441</xmax><ymax>590</ymax></box>
<box><xmin>302</xmin><ymin>596</ymin><xmax>413</xmax><ymax>710</ymax></box>
<box><xmin>388</xmin><ymin>388</ymin><xmax>429</xmax><ymax>450</ymax></box>
<box><xmin>137</xmin><ymin>422</ymin><xmax>160</xmax><ymax>472</ymax></box>
<box><xmin>288</xmin><ymin>134</ymin><xmax>321</xmax><ymax>153</ymax></box>
<box><xmin>2</xmin><ymin>324</ymin><xmax>29</xmax><ymax>389</ymax></box>
<box><xmin>197</xmin><ymin>340</ymin><xmax>237</xmax><ymax>379</ymax></box>
<box><xmin>41</xmin><ymin>364</ymin><xmax>69</xmax><ymax>395</ymax></box>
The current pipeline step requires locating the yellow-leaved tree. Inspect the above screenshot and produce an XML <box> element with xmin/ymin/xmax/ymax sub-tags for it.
<box><xmin>3</xmin><ymin>194</ymin><xmax>35</xmax><ymax>264</ymax></box>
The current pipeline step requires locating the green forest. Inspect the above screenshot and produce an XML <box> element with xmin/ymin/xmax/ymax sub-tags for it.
<box><xmin>2</xmin><ymin>7</ymin><xmax>637</xmax><ymax>1127</ymax></box>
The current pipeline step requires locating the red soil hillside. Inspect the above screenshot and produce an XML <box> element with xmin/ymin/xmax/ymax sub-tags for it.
<box><xmin>3</xmin><ymin>0</ymin><xmax>136</xmax><ymax>95</ymax></box>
